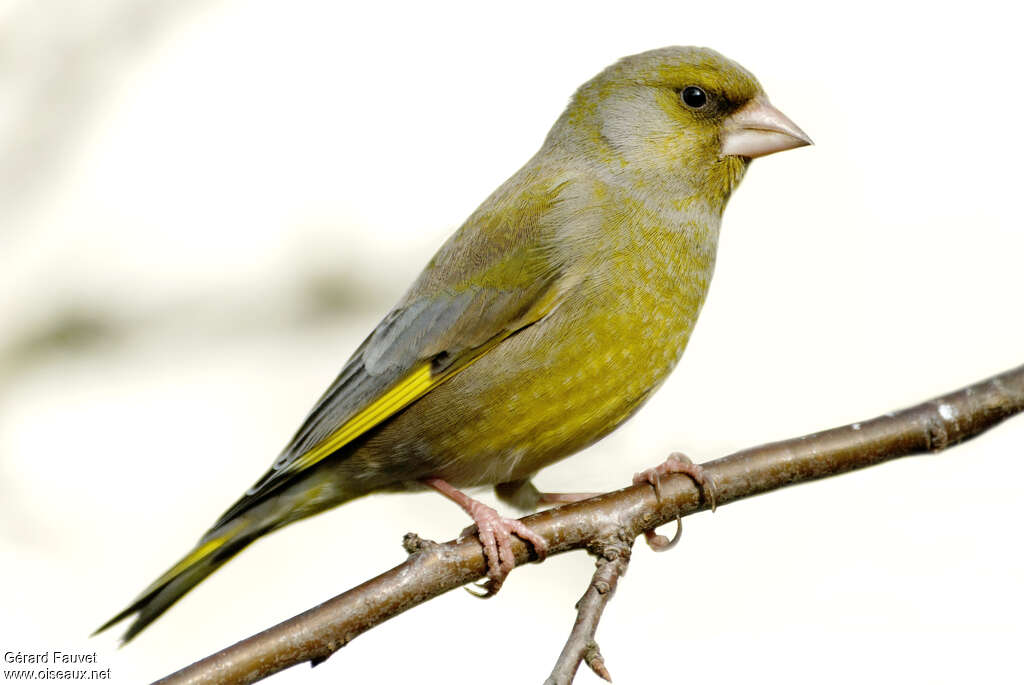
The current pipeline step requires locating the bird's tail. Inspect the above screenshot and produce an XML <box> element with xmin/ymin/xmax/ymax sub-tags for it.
<box><xmin>94</xmin><ymin>514</ymin><xmax>271</xmax><ymax>643</ymax></box>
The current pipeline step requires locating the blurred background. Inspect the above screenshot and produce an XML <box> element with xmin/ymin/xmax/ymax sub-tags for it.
<box><xmin>2</xmin><ymin>1</ymin><xmax>1022</xmax><ymax>683</ymax></box>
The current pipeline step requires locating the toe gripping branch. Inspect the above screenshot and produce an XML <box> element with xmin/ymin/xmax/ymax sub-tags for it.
<box><xmin>633</xmin><ymin>452</ymin><xmax>719</xmax><ymax>551</ymax></box>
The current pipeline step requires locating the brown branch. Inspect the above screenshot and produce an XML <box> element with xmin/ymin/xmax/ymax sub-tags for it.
<box><xmin>155</xmin><ymin>363</ymin><xmax>1024</xmax><ymax>685</ymax></box>
<box><xmin>545</xmin><ymin>534</ymin><xmax>631</xmax><ymax>684</ymax></box>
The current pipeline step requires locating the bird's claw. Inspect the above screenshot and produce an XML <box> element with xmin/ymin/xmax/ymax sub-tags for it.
<box><xmin>633</xmin><ymin>451</ymin><xmax>718</xmax><ymax>511</ymax></box>
<box><xmin>633</xmin><ymin>451</ymin><xmax>717</xmax><ymax>551</ymax></box>
<box><xmin>642</xmin><ymin>518</ymin><xmax>683</xmax><ymax>552</ymax></box>
<box><xmin>460</xmin><ymin>499</ymin><xmax>548</xmax><ymax>597</ymax></box>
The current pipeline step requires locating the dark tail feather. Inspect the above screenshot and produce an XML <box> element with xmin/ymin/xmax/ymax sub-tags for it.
<box><xmin>94</xmin><ymin>522</ymin><xmax>265</xmax><ymax>643</ymax></box>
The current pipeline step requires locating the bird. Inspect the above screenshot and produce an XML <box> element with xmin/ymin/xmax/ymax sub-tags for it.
<box><xmin>97</xmin><ymin>46</ymin><xmax>811</xmax><ymax>642</ymax></box>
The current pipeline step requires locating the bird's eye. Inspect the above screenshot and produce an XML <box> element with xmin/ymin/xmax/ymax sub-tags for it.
<box><xmin>680</xmin><ymin>86</ymin><xmax>708</xmax><ymax>109</ymax></box>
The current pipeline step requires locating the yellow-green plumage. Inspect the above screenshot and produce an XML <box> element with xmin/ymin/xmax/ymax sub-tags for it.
<box><xmin>99</xmin><ymin>46</ymin><xmax>809</xmax><ymax>642</ymax></box>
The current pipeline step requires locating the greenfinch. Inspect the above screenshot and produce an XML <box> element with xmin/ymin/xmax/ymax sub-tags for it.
<box><xmin>98</xmin><ymin>46</ymin><xmax>810</xmax><ymax>641</ymax></box>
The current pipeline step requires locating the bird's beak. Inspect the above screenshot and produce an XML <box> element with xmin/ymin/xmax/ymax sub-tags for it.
<box><xmin>720</xmin><ymin>97</ymin><xmax>812</xmax><ymax>159</ymax></box>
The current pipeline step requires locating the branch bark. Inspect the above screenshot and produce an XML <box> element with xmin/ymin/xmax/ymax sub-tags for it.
<box><xmin>544</xmin><ymin>533</ymin><xmax>631</xmax><ymax>684</ymax></box>
<box><xmin>155</xmin><ymin>363</ymin><xmax>1024</xmax><ymax>685</ymax></box>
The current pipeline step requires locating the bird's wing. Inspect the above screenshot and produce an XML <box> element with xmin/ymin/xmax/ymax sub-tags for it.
<box><xmin>274</xmin><ymin>279</ymin><xmax>563</xmax><ymax>480</ymax></box>
<box><xmin>213</xmin><ymin>179</ymin><xmax>571</xmax><ymax>526</ymax></box>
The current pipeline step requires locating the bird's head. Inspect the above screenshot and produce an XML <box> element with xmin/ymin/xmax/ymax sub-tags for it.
<box><xmin>554</xmin><ymin>46</ymin><xmax>811</xmax><ymax>208</ymax></box>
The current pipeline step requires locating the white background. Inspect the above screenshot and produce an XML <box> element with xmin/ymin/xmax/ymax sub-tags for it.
<box><xmin>2</xmin><ymin>1</ymin><xmax>1022</xmax><ymax>683</ymax></box>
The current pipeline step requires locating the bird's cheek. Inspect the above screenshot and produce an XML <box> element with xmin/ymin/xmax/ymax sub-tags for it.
<box><xmin>703</xmin><ymin>155</ymin><xmax>748</xmax><ymax>205</ymax></box>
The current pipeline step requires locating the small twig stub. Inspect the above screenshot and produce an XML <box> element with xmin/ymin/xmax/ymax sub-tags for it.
<box><xmin>546</xmin><ymin>536</ymin><xmax>632</xmax><ymax>685</ymax></box>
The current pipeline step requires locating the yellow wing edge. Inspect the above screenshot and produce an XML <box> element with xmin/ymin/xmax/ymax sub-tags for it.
<box><xmin>285</xmin><ymin>361</ymin><xmax>435</xmax><ymax>475</ymax></box>
<box><xmin>284</xmin><ymin>343</ymin><xmax>494</xmax><ymax>477</ymax></box>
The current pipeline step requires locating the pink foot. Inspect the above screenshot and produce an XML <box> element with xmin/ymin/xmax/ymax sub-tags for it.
<box><xmin>633</xmin><ymin>452</ymin><xmax>718</xmax><ymax>551</ymax></box>
<box><xmin>633</xmin><ymin>452</ymin><xmax>718</xmax><ymax>509</ymax></box>
<box><xmin>424</xmin><ymin>478</ymin><xmax>548</xmax><ymax>596</ymax></box>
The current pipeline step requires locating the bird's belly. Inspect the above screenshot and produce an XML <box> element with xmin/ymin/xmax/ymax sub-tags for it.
<box><xmin>360</xmin><ymin>284</ymin><xmax>703</xmax><ymax>489</ymax></box>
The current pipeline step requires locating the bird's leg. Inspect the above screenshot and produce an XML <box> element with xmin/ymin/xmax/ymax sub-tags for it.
<box><xmin>494</xmin><ymin>478</ymin><xmax>599</xmax><ymax>512</ymax></box>
<box><xmin>423</xmin><ymin>477</ymin><xmax>548</xmax><ymax>596</ymax></box>
<box><xmin>632</xmin><ymin>452</ymin><xmax>718</xmax><ymax>551</ymax></box>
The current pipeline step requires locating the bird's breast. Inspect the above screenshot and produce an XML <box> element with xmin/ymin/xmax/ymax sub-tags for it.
<box><xmin>359</xmin><ymin>206</ymin><xmax>721</xmax><ymax>488</ymax></box>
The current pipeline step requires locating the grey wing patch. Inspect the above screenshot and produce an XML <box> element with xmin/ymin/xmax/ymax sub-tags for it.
<box><xmin>284</xmin><ymin>286</ymin><xmax>537</xmax><ymax>459</ymax></box>
<box><xmin>274</xmin><ymin>290</ymin><xmax>478</xmax><ymax>465</ymax></box>
<box><xmin>361</xmin><ymin>290</ymin><xmax>477</xmax><ymax>373</ymax></box>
